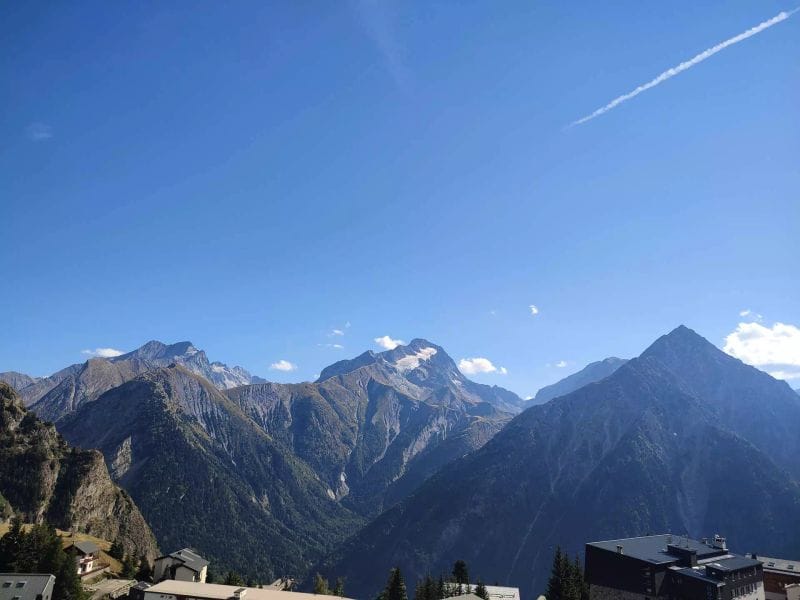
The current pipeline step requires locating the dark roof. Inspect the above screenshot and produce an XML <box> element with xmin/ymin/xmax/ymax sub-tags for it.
<box><xmin>132</xmin><ymin>582</ymin><xmax>151</xmax><ymax>591</ymax></box>
<box><xmin>155</xmin><ymin>548</ymin><xmax>209</xmax><ymax>573</ymax></box>
<box><xmin>588</xmin><ymin>535</ymin><xmax>726</xmax><ymax>564</ymax></box>
<box><xmin>0</xmin><ymin>574</ymin><xmax>55</xmax><ymax>600</ymax></box>
<box><xmin>66</xmin><ymin>541</ymin><xmax>99</xmax><ymax>556</ymax></box>
<box><xmin>705</xmin><ymin>556</ymin><xmax>762</xmax><ymax>572</ymax></box>
<box><xmin>670</xmin><ymin>567</ymin><xmax>723</xmax><ymax>586</ymax></box>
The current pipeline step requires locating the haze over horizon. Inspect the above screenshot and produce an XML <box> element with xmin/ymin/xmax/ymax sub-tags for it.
<box><xmin>2</xmin><ymin>1</ymin><xmax>798</xmax><ymax>396</ymax></box>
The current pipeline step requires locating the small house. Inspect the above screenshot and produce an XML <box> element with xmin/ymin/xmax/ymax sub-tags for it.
<box><xmin>153</xmin><ymin>549</ymin><xmax>209</xmax><ymax>583</ymax></box>
<box><xmin>64</xmin><ymin>541</ymin><xmax>100</xmax><ymax>576</ymax></box>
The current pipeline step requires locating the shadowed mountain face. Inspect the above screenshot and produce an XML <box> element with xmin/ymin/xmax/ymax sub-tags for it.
<box><xmin>0</xmin><ymin>382</ymin><xmax>158</xmax><ymax>561</ymax></box>
<box><xmin>58</xmin><ymin>366</ymin><xmax>363</xmax><ymax>582</ymax></box>
<box><xmin>319</xmin><ymin>326</ymin><xmax>800</xmax><ymax>600</ymax></box>
<box><xmin>532</xmin><ymin>357</ymin><xmax>628</xmax><ymax>404</ymax></box>
<box><xmin>227</xmin><ymin>339</ymin><xmax>519</xmax><ymax>516</ymax></box>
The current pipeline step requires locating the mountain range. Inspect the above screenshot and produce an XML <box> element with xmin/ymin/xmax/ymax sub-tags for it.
<box><xmin>318</xmin><ymin>326</ymin><xmax>800</xmax><ymax>598</ymax></box>
<box><xmin>3</xmin><ymin>327</ymin><xmax>799</xmax><ymax>597</ymax></box>
<box><xmin>3</xmin><ymin>338</ymin><xmax>524</xmax><ymax>580</ymax></box>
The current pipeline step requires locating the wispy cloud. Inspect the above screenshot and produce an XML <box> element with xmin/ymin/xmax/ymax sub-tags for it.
<box><xmin>319</xmin><ymin>343</ymin><xmax>345</xmax><ymax>350</ymax></box>
<box><xmin>26</xmin><ymin>122</ymin><xmax>53</xmax><ymax>141</ymax></box>
<box><xmin>723</xmin><ymin>321</ymin><xmax>800</xmax><ymax>380</ymax></box>
<box><xmin>269</xmin><ymin>359</ymin><xmax>297</xmax><ymax>372</ymax></box>
<box><xmin>739</xmin><ymin>309</ymin><xmax>763</xmax><ymax>321</ymax></box>
<box><xmin>331</xmin><ymin>329</ymin><xmax>345</xmax><ymax>336</ymax></box>
<box><xmin>351</xmin><ymin>0</ymin><xmax>410</xmax><ymax>91</ymax></box>
<box><xmin>529</xmin><ymin>304</ymin><xmax>540</xmax><ymax>316</ymax></box>
<box><xmin>555</xmin><ymin>360</ymin><xmax>568</xmax><ymax>368</ymax></box>
<box><xmin>458</xmin><ymin>357</ymin><xmax>508</xmax><ymax>376</ymax></box>
<box><xmin>569</xmin><ymin>9</ymin><xmax>798</xmax><ymax>127</ymax></box>
<box><xmin>374</xmin><ymin>335</ymin><xmax>405</xmax><ymax>350</ymax></box>
<box><xmin>81</xmin><ymin>347</ymin><xmax>124</xmax><ymax>358</ymax></box>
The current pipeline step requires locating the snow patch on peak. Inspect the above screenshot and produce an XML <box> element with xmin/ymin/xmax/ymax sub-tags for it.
<box><xmin>394</xmin><ymin>347</ymin><xmax>438</xmax><ymax>372</ymax></box>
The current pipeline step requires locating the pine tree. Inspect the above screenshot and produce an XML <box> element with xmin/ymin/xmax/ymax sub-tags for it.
<box><xmin>546</xmin><ymin>546</ymin><xmax>568</xmax><ymax>600</ymax></box>
<box><xmin>436</xmin><ymin>575</ymin><xmax>446</xmax><ymax>600</ymax></box>
<box><xmin>573</xmin><ymin>555</ymin><xmax>588</xmax><ymax>600</ymax></box>
<box><xmin>474</xmin><ymin>580</ymin><xmax>489</xmax><ymax>600</ymax></box>
<box><xmin>451</xmin><ymin>561</ymin><xmax>469</xmax><ymax>586</ymax></box>
<box><xmin>108</xmin><ymin>539</ymin><xmax>125</xmax><ymax>560</ymax></box>
<box><xmin>56</xmin><ymin>547</ymin><xmax>86</xmax><ymax>600</ymax></box>
<box><xmin>314</xmin><ymin>573</ymin><xmax>330</xmax><ymax>595</ymax></box>
<box><xmin>135</xmin><ymin>555</ymin><xmax>153</xmax><ymax>582</ymax></box>
<box><xmin>382</xmin><ymin>568</ymin><xmax>408</xmax><ymax>600</ymax></box>
<box><xmin>121</xmin><ymin>554</ymin><xmax>137</xmax><ymax>579</ymax></box>
<box><xmin>333</xmin><ymin>577</ymin><xmax>345</xmax><ymax>597</ymax></box>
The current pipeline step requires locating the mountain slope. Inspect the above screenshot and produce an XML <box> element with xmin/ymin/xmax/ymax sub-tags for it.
<box><xmin>0</xmin><ymin>372</ymin><xmax>40</xmax><ymax>392</ymax></box>
<box><xmin>320</xmin><ymin>326</ymin><xmax>800</xmax><ymax>599</ymax></box>
<box><xmin>532</xmin><ymin>357</ymin><xmax>628</xmax><ymax>404</ymax></box>
<box><xmin>227</xmin><ymin>339</ymin><xmax>518</xmax><ymax>516</ymax></box>
<box><xmin>58</xmin><ymin>365</ymin><xmax>362</xmax><ymax>582</ymax></box>
<box><xmin>0</xmin><ymin>382</ymin><xmax>158</xmax><ymax>561</ymax></box>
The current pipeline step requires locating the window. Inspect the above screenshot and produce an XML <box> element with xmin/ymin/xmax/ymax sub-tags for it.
<box><xmin>3</xmin><ymin>582</ymin><xmax>12</xmax><ymax>588</ymax></box>
<box><xmin>16</xmin><ymin>582</ymin><xmax>26</xmax><ymax>588</ymax></box>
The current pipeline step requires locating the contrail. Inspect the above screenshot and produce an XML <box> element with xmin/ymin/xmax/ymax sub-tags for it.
<box><xmin>570</xmin><ymin>8</ymin><xmax>799</xmax><ymax>127</ymax></box>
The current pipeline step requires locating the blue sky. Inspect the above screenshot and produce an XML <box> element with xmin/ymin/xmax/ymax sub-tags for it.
<box><xmin>2</xmin><ymin>1</ymin><xmax>798</xmax><ymax>397</ymax></box>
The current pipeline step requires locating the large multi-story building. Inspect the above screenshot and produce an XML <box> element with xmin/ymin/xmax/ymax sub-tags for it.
<box><xmin>585</xmin><ymin>534</ymin><xmax>764</xmax><ymax>600</ymax></box>
<box><xmin>750</xmin><ymin>555</ymin><xmax>800</xmax><ymax>600</ymax></box>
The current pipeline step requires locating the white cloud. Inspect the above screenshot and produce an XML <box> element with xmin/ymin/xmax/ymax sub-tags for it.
<box><xmin>458</xmin><ymin>357</ymin><xmax>507</xmax><ymax>375</ymax></box>
<box><xmin>739</xmin><ymin>309</ymin><xmax>763</xmax><ymax>321</ymax></box>
<box><xmin>529</xmin><ymin>304</ymin><xmax>540</xmax><ymax>316</ymax></box>
<box><xmin>525</xmin><ymin>395</ymin><xmax>534</xmax><ymax>401</ymax></box>
<box><xmin>723</xmin><ymin>321</ymin><xmax>800</xmax><ymax>380</ymax></box>
<box><xmin>81</xmin><ymin>347</ymin><xmax>124</xmax><ymax>358</ymax></box>
<box><xmin>319</xmin><ymin>343</ymin><xmax>344</xmax><ymax>350</ymax></box>
<box><xmin>269</xmin><ymin>359</ymin><xmax>297</xmax><ymax>372</ymax></box>
<box><xmin>331</xmin><ymin>329</ymin><xmax>345</xmax><ymax>336</ymax></box>
<box><xmin>374</xmin><ymin>335</ymin><xmax>405</xmax><ymax>350</ymax></box>
<box><xmin>569</xmin><ymin>9</ymin><xmax>798</xmax><ymax>126</ymax></box>
<box><xmin>26</xmin><ymin>122</ymin><xmax>53</xmax><ymax>141</ymax></box>
<box><xmin>555</xmin><ymin>360</ymin><xmax>568</xmax><ymax>368</ymax></box>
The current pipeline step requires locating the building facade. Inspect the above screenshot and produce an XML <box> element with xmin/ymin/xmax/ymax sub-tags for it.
<box><xmin>585</xmin><ymin>534</ymin><xmax>764</xmax><ymax>600</ymax></box>
<box><xmin>153</xmin><ymin>549</ymin><xmax>209</xmax><ymax>584</ymax></box>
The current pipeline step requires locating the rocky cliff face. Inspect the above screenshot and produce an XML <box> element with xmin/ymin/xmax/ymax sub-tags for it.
<box><xmin>0</xmin><ymin>381</ymin><xmax>158</xmax><ymax>561</ymax></box>
<box><xmin>320</xmin><ymin>327</ymin><xmax>800</xmax><ymax>600</ymax></box>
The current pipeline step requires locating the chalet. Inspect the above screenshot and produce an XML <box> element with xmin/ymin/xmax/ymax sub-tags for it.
<box><xmin>143</xmin><ymin>580</ymin><xmax>356</xmax><ymax>600</ymax></box>
<box><xmin>64</xmin><ymin>541</ymin><xmax>100</xmax><ymax>576</ymax></box>
<box><xmin>751</xmin><ymin>555</ymin><xmax>800</xmax><ymax>600</ymax></box>
<box><xmin>585</xmin><ymin>534</ymin><xmax>764</xmax><ymax>600</ymax></box>
<box><xmin>153</xmin><ymin>549</ymin><xmax>209</xmax><ymax>583</ymax></box>
<box><xmin>0</xmin><ymin>574</ymin><xmax>55</xmax><ymax>600</ymax></box>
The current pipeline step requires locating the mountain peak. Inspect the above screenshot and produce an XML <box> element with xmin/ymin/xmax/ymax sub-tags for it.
<box><xmin>641</xmin><ymin>324</ymin><xmax>719</xmax><ymax>360</ymax></box>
